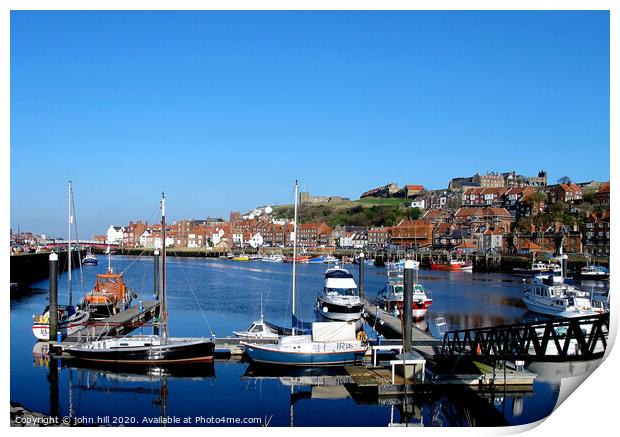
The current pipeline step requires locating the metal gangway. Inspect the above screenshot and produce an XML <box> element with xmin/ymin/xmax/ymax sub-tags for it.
<box><xmin>440</xmin><ymin>313</ymin><xmax>609</xmax><ymax>362</ymax></box>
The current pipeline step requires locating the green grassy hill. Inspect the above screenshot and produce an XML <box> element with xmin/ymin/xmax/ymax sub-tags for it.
<box><xmin>272</xmin><ymin>197</ymin><xmax>421</xmax><ymax>228</ymax></box>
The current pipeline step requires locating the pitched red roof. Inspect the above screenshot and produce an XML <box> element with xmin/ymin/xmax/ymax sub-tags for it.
<box><xmin>597</xmin><ymin>182</ymin><xmax>610</xmax><ymax>194</ymax></box>
<box><xmin>405</xmin><ymin>184</ymin><xmax>424</xmax><ymax>191</ymax></box>
<box><xmin>517</xmin><ymin>241</ymin><xmax>541</xmax><ymax>250</ymax></box>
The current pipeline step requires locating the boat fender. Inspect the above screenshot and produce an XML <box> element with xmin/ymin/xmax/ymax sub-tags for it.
<box><xmin>322</xmin><ymin>306</ymin><xmax>329</xmax><ymax>313</ymax></box>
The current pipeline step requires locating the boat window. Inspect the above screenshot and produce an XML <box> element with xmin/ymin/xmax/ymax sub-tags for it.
<box><xmin>119</xmin><ymin>342</ymin><xmax>129</xmax><ymax>346</ymax></box>
<box><xmin>251</xmin><ymin>325</ymin><xmax>263</xmax><ymax>333</ymax></box>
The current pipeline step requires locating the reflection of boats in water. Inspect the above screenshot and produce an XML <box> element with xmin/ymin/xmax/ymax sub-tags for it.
<box><xmin>61</xmin><ymin>358</ymin><xmax>216</xmax><ymax>379</ymax></box>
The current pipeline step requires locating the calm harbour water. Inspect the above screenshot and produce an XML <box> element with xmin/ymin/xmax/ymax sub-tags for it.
<box><xmin>10</xmin><ymin>255</ymin><xmax>610</xmax><ymax>427</ymax></box>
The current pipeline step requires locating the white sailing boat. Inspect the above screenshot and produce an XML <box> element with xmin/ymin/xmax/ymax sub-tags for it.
<box><xmin>32</xmin><ymin>180</ymin><xmax>89</xmax><ymax>341</ymax></box>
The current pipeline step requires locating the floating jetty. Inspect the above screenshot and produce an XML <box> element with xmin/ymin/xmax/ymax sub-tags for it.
<box><xmin>50</xmin><ymin>300</ymin><xmax>160</xmax><ymax>354</ymax></box>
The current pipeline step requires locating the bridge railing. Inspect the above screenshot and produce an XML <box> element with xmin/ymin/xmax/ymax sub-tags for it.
<box><xmin>440</xmin><ymin>313</ymin><xmax>609</xmax><ymax>362</ymax></box>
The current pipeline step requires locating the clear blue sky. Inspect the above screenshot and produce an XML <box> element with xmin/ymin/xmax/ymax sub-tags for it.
<box><xmin>10</xmin><ymin>11</ymin><xmax>610</xmax><ymax>238</ymax></box>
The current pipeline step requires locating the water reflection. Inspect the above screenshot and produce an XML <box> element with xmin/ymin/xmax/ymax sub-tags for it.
<box><xmin>14</xmin><ymin>257</ymin><xmax>610</xmax><ymax>426</ymax></box>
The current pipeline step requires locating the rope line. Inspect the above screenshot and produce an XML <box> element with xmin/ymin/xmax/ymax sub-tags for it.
<box><xmin>172</xmin><ymin>250</ymin><xmax>215</xmax><ymax>338</ymax></box>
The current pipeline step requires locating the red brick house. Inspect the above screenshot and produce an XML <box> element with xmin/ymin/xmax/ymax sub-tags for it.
<box><xmin>390</xmin><ymin>220</ymin><xmax>434</xmax><ymax>248</ymax></box>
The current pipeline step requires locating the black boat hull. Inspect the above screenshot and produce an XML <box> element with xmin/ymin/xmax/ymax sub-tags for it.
<box><xmin>66</xmin><ymin>340</ymin><xmax>215</xmax><ymax>364</ymax></box>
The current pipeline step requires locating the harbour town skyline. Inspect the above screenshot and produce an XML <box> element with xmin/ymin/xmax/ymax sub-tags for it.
<box><xmin>11</xmin><ymin>11</ymin><xmax>609</xmax><ymax>238</ymax></box>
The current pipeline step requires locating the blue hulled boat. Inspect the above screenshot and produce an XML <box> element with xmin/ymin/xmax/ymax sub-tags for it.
<box><xmin>242</xmin><ymin>181</ymin><xmax>368</xmax><ymax>367</ymax></box>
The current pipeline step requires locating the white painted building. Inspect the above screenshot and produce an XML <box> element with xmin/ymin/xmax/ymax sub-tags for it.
<box><xmin>249</xmin><ymin>232</ymin><xmax>264</xmax><ymax>248</ymax></box>
<box><xmin>233</xmin><ymin>233</ymin><xmax>244</xmax><ymax>246</ymax></box>
<box><xmin>139</xmin><ymin>230</ymin><xmax>152</xmax><ymax>247</ymax></box>
<box><xmin>411</xmin><ymin>199</ymin><xmax>426</xmax><ymax>209</ymax></box>
<box><xmin>107</xmin><ymin>225</ymin><xmax>125</xmax><ymax>244</ymax></box>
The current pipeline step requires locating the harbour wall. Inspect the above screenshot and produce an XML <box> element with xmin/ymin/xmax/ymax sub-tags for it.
<box><xmin>10</xmin><ymin>250</ymin><xmax>86</xmax><ymax>286</ymax></box>
<box><xmin>92</xmin><ymin>247</ymin><xmax>599</xmax><ymax>274</ymax></box>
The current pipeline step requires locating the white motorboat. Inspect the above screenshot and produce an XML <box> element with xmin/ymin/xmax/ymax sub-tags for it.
<box><xmin>260</xmin><ymin>254</ymin><xmax>284</xmax><ymax>263</ymax></box>
<box><xmin>522</xmin><ymin>273</ymin><xmax>607</xmax><ymax>318</ymax></box>
<box><xmin>233</xmin><ymin>317</ymin><xmax>282</xmax><ymax>340</ymax></box>
<box><xmin>316</xmin><ymin>267</ymin><xmax>363</xmax><ymax>321</ymax></box>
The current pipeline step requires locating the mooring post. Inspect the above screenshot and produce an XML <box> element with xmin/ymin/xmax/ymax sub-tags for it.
<box><xmin>359</xmin><ymin>251</ymin><xmax>365</xmax><ymax>299</ymax></box>
<box><xmin>403</xmin><ymin>259</ymin><xmax>415</xmax><ymax>353</ymax></box>
<box><xmin>49</xmin><ymin>252</ymin><xmax>59</xmax><ymax>342</ymax></box>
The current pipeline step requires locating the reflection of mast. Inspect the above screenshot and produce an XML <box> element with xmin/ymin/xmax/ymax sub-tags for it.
<box><xmin>289</xmin><ymin>385</ymin><xmax>294</xmax><ymax>427</ymax></box>
<box><xmin>160</xmin><ymin>375</ymin><xmax>168</xmax><ymax>426</ymax></box>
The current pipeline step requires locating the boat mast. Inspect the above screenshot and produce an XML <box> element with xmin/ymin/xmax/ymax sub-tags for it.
<box><xmin>161</xmin><ymin>192</ymin><xmax>168</xmax><ymax>339</ymax></box>
<box><xmin>68</xmin><ymin>180</ymin><xmax>73</xmax><ymax>307</ymax></box>
<box><xmin>292</xmin><ymin>180</ymin><xmax>298</xmax><ymax>336</ymax></box>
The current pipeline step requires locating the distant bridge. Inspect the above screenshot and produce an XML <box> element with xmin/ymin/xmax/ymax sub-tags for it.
<box><xmin>47</xmin><ymin>240</ymin><xmax>120</xmax><ymax>250</ymax></box>
<box><xmin>440</xmin><ymin>314</ymin><xmax>609</xmax><ymax>362</ymax></box>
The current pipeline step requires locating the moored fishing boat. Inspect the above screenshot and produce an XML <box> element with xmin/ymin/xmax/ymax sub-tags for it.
<box><xmin>377</xmin><ymin>263</ymin><xmax>432</xmax><ymax>320</ymax></box>
<box><xmin>430</xmin><ymin>259</ymin><xmax>470</xmax><ymax>271</ymax></box>
<box><xmin>232</xmin><ymin>255</ymin><xmax>250</xmax><ymax>261</ymax></box>
<box><xmin>82</xmin><ymin>252</ymin><xmax>98</xmax><ymax>266</ymax></box>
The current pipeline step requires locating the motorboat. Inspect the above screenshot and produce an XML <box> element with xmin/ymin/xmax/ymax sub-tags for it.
<box><xmin>513</xmin><ymin>261</ymin><xmax>560</xmax><ymax>276</ymax></box>
<box><xmin>316</xmin><ymin>267</ymin><xmax>363</xmax><ymax>321</ymax></box>
<box><xmin>522</xmin><ymin>273</ymin><xmax>608</xmax><ymax>318</ymax></box>
<box><xmin>386</xmin><ymin>259</ymin><xmax>419</xmax><ymax>270</ymax></box>
<box><xmin>82</xmin><ymin>252</ymin><xmax>98</xmax><ymax>266</ymax></box>
<box><xmin>233</xmin><ymin>317</ymin><xmax>283</xmax><ymax>340</ymax></box>
<box><xmin>573</xmin><ymin>265</ymin><xmax>609</xmax><ymax>281</ymax></box>
<box><xmin>81</xmin><ymin>269</ymin><xmax>137</xmax><ymax>320</ymax></box>
<box><xmin>260</xmin><ymin>254</ymin><xmax>284</xmax><ymax>263</ymax></box>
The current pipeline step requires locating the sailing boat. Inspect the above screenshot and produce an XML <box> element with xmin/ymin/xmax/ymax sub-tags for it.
<box><xmin>32</xmin><ymin>180</ymin><xmax>89</xmax><ymax>341</ymax></box>
<box><xmin>64</xmin><ymin>192</ymin><xmax>215</xmax><ymax>364</ymax></box>
<box><xmin>242</xmin><ymin>181</ymin><xmax>367</xmax><ymax>366</ymax></box>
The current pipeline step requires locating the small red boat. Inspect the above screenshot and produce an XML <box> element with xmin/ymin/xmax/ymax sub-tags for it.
<box><xmin>284</xmin><ymin>255</ymin><xmax>311</xmax><ymax>263</ymax></box>
<box><xmin>430</xmin><ymin>260</ymin><xmax>473</xmax><ymax>271</ymax></box>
